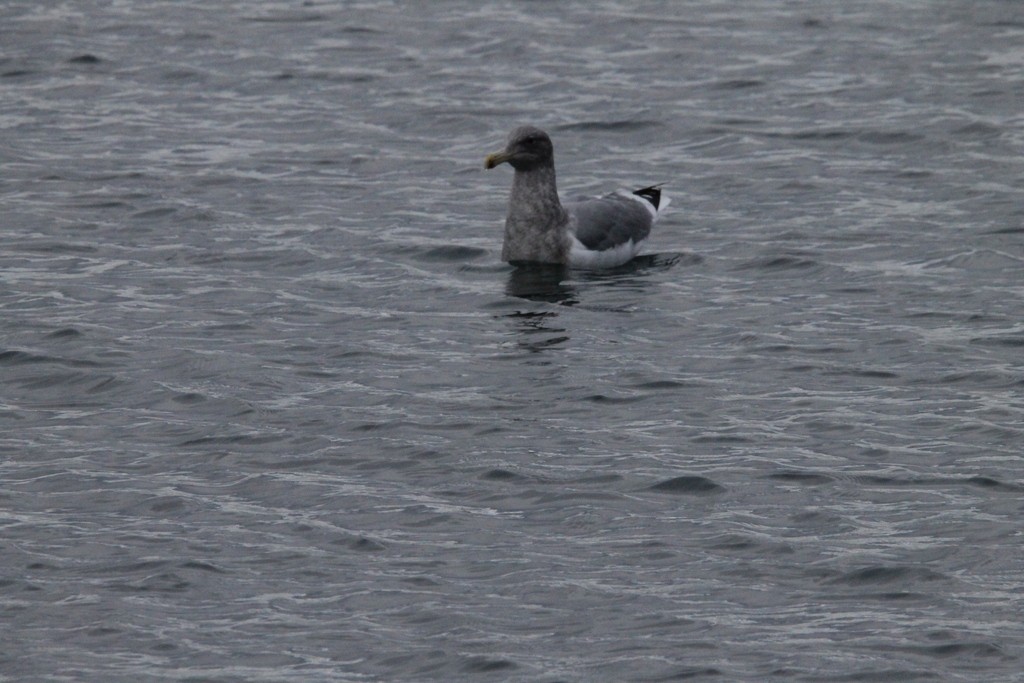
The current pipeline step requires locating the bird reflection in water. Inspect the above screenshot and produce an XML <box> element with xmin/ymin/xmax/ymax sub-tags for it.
<box><xmin>499</xmin><ymin>254</ymin><xmax>695</xmax><ymax>352</ymax></box>
<box><xmin>503</xmin><ymin>264</ymin><xmax>575</xmax><ymax>352</ymax></box>
<box><xmin>505</xmin><ymin>263</ymin><xmax>577</xmax><ymax>305</ymax></box>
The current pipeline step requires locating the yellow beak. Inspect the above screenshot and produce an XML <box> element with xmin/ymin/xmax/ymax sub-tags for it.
<box><xmin>484</xmin><ymin>151</ymin><xmax>511</xmax><ymax>169</ymax></box>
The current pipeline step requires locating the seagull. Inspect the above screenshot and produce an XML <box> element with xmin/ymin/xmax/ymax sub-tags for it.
<box><xmin>484</xmin><ymin>125</ymin><xmax>669</xmax><ymax>268</ymax></box>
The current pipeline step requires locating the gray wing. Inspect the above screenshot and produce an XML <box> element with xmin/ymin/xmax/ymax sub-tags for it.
<box><xmin>565</xmin><ymin>192</ymin><xmax>654</xmax><ymax>252</ymax></box>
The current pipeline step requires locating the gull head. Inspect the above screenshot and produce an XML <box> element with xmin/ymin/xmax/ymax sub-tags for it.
<box><xmin>485</xmin><ymin>126</ymin><xmax>555</xmax><ymax>172</ymax></box>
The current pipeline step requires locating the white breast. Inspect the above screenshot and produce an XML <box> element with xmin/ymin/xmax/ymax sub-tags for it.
<box><xmin>568</xmin><ymin>236</ymin><xmax>646</xmax><ymax>269</ymax></box>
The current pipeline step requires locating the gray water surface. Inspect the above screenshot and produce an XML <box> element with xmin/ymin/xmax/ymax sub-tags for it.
<box><xmin>3</xmin><ymin>2</ymin><xmax>1024</xmax><ymax>681</ymax></box>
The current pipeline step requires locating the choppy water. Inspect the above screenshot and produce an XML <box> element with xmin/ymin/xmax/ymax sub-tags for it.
<box><xmin>3</xmin><ymin>2</ymin><xmax>1024</xmax><ymax>681</ymax></box>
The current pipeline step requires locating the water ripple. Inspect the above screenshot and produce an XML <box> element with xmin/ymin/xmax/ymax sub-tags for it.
<box><xmin>2</xmin><ymin>1</ymin><xmax>1023</xmax><ymax>681</ymax></box>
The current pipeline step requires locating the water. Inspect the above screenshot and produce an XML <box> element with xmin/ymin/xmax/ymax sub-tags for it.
<box><xmin>2</xmin><ymin>1</ymin><xmax>1023</xmax><ymax>681</ymax></box>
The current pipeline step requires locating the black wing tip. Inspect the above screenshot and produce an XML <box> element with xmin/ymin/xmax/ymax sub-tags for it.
<box><xmin>633</xmin><ymin>184</ymin><xmax>663</xmax><ymax>209</ymax></box>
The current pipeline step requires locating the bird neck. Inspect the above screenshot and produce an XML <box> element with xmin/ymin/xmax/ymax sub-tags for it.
<box><xmin>501</xmin><ymin>164</ymin><xmax>570</xmax><ymax>264</ymax></box>
<box><xmin>507</xmin><ymin>164</ymin><xmax>567</xmax><ymax>229</ymax></box>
